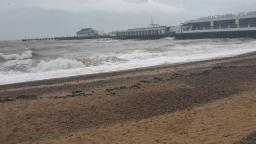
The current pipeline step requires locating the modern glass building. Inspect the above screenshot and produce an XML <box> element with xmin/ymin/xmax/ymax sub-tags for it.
<box><xmin>180</xmin><ymin>11</ymin><xmax>256</xmax><ymax>32</ymax></box>
<box><xmin>175</xmin><ymin>11</ymin><xmax>256</xmax><ymax>39</ymax></box>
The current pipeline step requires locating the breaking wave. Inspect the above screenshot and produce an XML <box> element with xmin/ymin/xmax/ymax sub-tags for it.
<box><xmin>34</xmin><ymin>58</ymin><xmax>85</xmax><ymax>72</ymax></box>
<box><xmin>1</xmin><ymin>38</ymin><xmax>256</xmax><ymax>85</ymax></box>
<box><xmin>0</xmin><ymin>59</ymin><xmax>33</xmax><ymax>72</ymax></box>
<box><xmin>33</xmin><ymin>56</ymin><xmax>128</xmax><ymax>72</ymax></box>
<box><xmin>0</xmin><ymin>50</ymin><xmax>32</xmax><ymax>61</ymax></box>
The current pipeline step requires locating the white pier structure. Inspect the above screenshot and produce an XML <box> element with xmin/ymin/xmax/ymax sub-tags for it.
<box><xmin>116</xmin><ymin>26</ymin><xmax>168</xmax><ymax>38</ymax></box>
<box><xmin>115</xmin><ymin>17</ymin><xmax>173</xmax><ymax>39</ymax></box>
<box><xmin>179</xmin><ymin>11</ymin><xmax>256</xmax><ymax>33</ymax></box>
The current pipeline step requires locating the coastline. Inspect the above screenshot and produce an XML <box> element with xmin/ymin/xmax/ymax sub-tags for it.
<box><xmin>0</xmin><ymin>52</ymin><xmax>256</xmax><ymax>144</ymax></box>
<box><xmin>1</xmin><ymin>51</ymin><xmax>256</xmax><ymax>89</ymax></box>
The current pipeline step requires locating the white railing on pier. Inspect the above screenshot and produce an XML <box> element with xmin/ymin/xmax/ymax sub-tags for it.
<box><xmin>178</xmin><ymin>27</ymin><xmax>256</xmax><ymax>34</ymax></box>
<box><xmin>183</xmin><ymin>11</ymin><xmax>256</xmax><ymax>24</ymax></box>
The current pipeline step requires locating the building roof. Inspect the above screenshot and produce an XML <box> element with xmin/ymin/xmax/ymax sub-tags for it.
<box><xmin>117</xmin><ymin>25</ymin><xmax>167</xmax><ymax>33</ymax></box>
<box><xmin>77</xmin><ymin>28</ymin><xmax>98</xmax><ymax>34</ymax></box>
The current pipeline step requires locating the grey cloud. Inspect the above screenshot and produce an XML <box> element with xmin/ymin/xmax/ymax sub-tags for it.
<box><xmin>0</xmin><ymin>0</ymin><xmax>256</xmax><ymax>40</ymax></box>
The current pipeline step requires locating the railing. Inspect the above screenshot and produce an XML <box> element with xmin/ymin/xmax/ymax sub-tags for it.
<box><xmin>184</xmin><ymin>11</ymin><xmax>256</xmax><ymax>24</ymax></box>
<box><xmin>178</xmin><ymin>26</ymin><xmax>256</xmax><ymax>34</ymax></box>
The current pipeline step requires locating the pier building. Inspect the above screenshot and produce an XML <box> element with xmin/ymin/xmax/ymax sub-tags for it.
<box><xmin>114</xmin><ymin>17</ymin><xmax>175</xmax><ymax>40</ymax></box>
<box><xmin>115</xmin><ymin>25</ymin><xmax>170</xmax><ymax>39</ymax></box>
<box><xmin>176</xmin><ymin>11</ymin><xmax>256</xmax><ymax>39</ymax></box>
<box><xmin>76</xmin><ymin>28</ymin><xmax>99</xmax><ymax>37</ymax></box>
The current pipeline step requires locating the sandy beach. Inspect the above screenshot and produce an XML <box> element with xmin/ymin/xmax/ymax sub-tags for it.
<box><xmin>0</xmin><ymin>52</ymin><xmax>256</xmax><ymax>144</ymax></box>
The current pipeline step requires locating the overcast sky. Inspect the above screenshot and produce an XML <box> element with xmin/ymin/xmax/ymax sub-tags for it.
<box><xmin>0</xmin><ymin>0</ymin><xmax>256</xmax><ymax>40</ymax></box>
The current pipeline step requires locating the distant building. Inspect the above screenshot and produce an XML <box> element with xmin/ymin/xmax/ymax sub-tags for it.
<box><xmin>108</xmin><ymin>31</ymin><xmax>118</xmax><ymax>36</ymax></box>
<box><xmin>179</xmin><ymin>11</ymin><xmax>256</xmax><ymax>33</ymax></box>
<box><xmin>113</xmin><ymin>17</ymin><xmax>175</xmax><ymax>39</ymax></box>
<box><xmin>76</xmin><ymin>28</ymin><xmax>99</xmax><ymax>37</ymax></box>
<box><xmin>115</xmin><ymin>25</ymin><xmax>169</xmax><ymax>38</ymax></box>
<box><xmin>175</xmin><ymin>11</ymin><xmax>256</xmax><ymax>39</ymax></box>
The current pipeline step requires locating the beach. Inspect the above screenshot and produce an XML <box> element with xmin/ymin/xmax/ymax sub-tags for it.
<box><xmin>0</xmin><ymin>52</ymin><xmax>256</xmax><ymax>144</ymax></box>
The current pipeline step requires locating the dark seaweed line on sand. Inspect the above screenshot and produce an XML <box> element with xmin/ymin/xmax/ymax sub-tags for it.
<box><xmin>234</xmin><ymin>132</ymin><xmax>256</xmax><ymax>144</ymax></box>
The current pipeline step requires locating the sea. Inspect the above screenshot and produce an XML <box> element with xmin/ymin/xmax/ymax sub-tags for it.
<box><xmin>1</xmin><ymin>38</ymin><xmax>256</xmax><ymax>85</ymax></box>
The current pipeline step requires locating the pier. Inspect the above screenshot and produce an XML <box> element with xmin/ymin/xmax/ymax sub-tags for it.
<box><xmin>22</xmin><ymin>35</ymin><xmax>115</xmax><ymax>42</ymax></box>
<box><xmin>22</xmin><ymin>11</ymin><xmax>256</xmax><ymax>41</ymax></box>
<box><xmin>22</xmin><ymin>25</ymin><xmax>175</xmax><ymax>42</ymax></box>
<box><xmin>22</xmin><ymin>33</ymin><xmax>173</xmax><ymax>42</ymax></box>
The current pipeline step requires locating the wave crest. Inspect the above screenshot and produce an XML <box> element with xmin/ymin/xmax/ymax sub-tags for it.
<box><xmin>0</xmin><ymin>51</ymin><xmax>32</xmax><ymax>61</ymax></box>
<box><xmin>34</xmin><ymin>58</ymin><xmax>84</xmax><ymax>72</ymax></box>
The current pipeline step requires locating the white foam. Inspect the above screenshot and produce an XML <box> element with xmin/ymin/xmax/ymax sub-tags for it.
<box><xmin>33</xmin><ymin>58</ymin><xmax>84</xmax><ymax>72</ymax></box>
<box><xmin>0</xmin><ymin>59</ymin><xmax>33</xmax><ymax>72</ymax></box>
<box><xmin>1</xmin><ymin>39</ymin><xmax>256</xmax><ymax>85</ymax></box>
<box><xmin>0</xmin><ymin>50</ymin><xmax>32</xmax><ymax>61</ymax></box>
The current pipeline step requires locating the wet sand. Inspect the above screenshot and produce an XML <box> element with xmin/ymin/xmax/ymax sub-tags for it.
<box><xmin>0</xmin><ymin>52</ymin><xmax>256</xmax><ymax>144</ymax></box>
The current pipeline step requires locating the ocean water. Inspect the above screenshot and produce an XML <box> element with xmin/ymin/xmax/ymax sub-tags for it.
<box><xmin>0</xmin><ymin>38</ymin><xmax>256</xmax><ymax>85</ymax></box>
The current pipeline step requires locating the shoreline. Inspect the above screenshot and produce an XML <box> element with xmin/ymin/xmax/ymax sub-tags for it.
<box><xmin>0</xmin><ymin>51</ymin><xmax>256</xmax><ymax>144</ymax></box>
<box><xmin>1</xmin><ymin>51</ymin><xmax>256</xmax><ymax>88</ymax></box>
